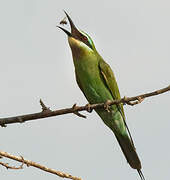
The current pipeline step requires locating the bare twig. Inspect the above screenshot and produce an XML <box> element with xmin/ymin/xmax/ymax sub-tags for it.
<box><xmin>0</xmin><ymin>151</ymin><xmax>82</xmax><ymax>180</ymax></box>
<box><xmin>0</xmin><ymin>85</ymin><xmax>169</xmax><ymax>127</ymax></box>
<box><xmin>0</xmin><ymin>161</ymin><xmax>23</xmax><ymax>170</ymax></box>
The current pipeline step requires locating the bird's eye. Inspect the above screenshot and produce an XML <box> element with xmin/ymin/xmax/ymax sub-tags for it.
<box><xmin>83</xmin><ymin>36</ymin><xmax>88</xmax><ymax>41</ymax></box>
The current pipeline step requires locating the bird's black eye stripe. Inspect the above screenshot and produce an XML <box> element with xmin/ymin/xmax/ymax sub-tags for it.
<box><xmin>75</xmin><ymin>32</ymin><xmax>92</xmax><ymax>49</ymax></box>
<box><xmin>80</xmin><ymin>34</ymin><xmax>93</xmax><ymax>49</ymax></box>
<box><xmin>78</xmin><ymin>33</ymin><xmax>88</xmax><ymax>42</ymax></box>
<box><xmin>82</xmin><ymin>36</ymin><xmax>88</xmax><ymax>41</ymax></box>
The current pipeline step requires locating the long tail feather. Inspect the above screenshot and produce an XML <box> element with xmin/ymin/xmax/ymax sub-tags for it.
<box><xmin>114</xmin><ymin>133</ymin><xmax>141</xmax><ymax>169</ymax></box>
<box><xmin>115</xmin><ymin>109</ymin><xmax>145</xmax><ymax>180</ymax></box>
<box><xmin>137</xmin><ymin>169</ymin><xmax>145</xmax><ymax>180</ymax></box>
<box><xmin>114</xmin><ymin>133</ymin><xmax>145</xmax><ymax>180</ymax></box>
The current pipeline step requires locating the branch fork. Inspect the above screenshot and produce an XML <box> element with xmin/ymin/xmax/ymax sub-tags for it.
<box><xmin>72</xmin><ymin>104</ymin><xmax>86</xmax><ymax>118</ymax></box>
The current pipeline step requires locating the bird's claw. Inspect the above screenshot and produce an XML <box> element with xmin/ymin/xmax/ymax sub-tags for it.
<box><xmin>104</xmin><ymin>100</ymin><xmax>112</xmax><ymax>112</ymax></box>
<box><xmin>85</xmin><ymin>103</ymin><xmax>93</xmax><ymax>113</ymax></box>
<box><xmin>123</xmin><ymin>96</ymin><xmax>144</xmax><ymax>106</ymax></box>
<box><xmin>137</xmin><ymin>96</ymin><xmax>144</xmax><ymax>103</ymax></box>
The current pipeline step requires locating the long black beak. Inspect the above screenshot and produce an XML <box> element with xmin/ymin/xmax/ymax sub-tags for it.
<box><xmin>57</xmin><ymin>11</ymin><xmax>81</xmax><ymax>38</ymax></box>
<box><xmin>57</xmin><ymin>26</ymin><xmax>71</xmax><ymax>36</ymax></box>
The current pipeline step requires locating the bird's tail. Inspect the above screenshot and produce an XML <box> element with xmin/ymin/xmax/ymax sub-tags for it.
<box><xmin>114</xmin><ymin>133</ymin><xmax>145</xmax><ymax>180</ymax></box>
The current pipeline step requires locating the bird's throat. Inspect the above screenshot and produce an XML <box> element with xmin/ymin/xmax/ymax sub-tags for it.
<box><xmin>68</xmin><ymin>37</ymin><xmax>93</xmax><ymax>60</ymax></box>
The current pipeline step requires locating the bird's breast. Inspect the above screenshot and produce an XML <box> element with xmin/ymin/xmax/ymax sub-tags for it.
<box><xmin>75</xmin><ymin>59</ymin><xmax>113</xmax><ymax>104</ymax></box>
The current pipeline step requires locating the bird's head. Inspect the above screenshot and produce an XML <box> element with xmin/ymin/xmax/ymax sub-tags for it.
<box><xmin>57</xmin><ymin>11</ymin><xmax>96</xmax><ymax>59</ymax></box>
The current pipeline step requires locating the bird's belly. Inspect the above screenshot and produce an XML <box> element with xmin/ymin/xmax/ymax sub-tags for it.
<box><xmin>77</xmin><ymin>70</ymin><xmax>125</xmax><ymax>133</ymax></box>
<box><xmin>83</xmin><ymin>77</ymin><xmax>113</xmax><ymax>104</ymax></box>
<box><xmin>86</xmin><ymin>82</ymin><xmax>124</xmax><ymax>132</ymax></box>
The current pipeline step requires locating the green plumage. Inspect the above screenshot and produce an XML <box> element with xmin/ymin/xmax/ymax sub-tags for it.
<box><xmin>58</xmin><ymin>11</ymin><xmax>145</xmax><ymax>180</ymax></box>
<box><xmin>71</xmin><ymin>38</ymin><xmax>141</xmax><ymax>169</ymax></box>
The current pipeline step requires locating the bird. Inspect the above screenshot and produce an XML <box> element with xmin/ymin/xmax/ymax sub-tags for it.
<box><xmin>57</xmin><ymin>11</ymin><xmax>145</xmax><ymax>180</ymax></box>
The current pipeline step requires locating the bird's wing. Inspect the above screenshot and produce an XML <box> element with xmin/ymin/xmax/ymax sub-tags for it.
<box><xmin>99</xmin><ymin>59</ymin><xmax>136</xmax><ymax>146</ymax></box>
<box><xmin>98</xmin><ymin>59</ymin><xmax>125</xmax><ymax>118</ymax></box>
<box><xmin>75</xmin><ymin>71</ymin><xmax>88</xmax><ymax>100</ymax></box>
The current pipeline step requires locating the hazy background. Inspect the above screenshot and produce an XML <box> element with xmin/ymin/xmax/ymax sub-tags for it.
<box><xmin>0</xmin><ymin>0</ymin><xmax>169</xmax><ymax>180</ymax></box>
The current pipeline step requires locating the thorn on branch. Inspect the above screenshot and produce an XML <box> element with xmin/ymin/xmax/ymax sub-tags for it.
<box><xmin>72</xmin><ymin>104</ymin><xmax>86</xmax><ymax>118</ymax></box>
<box><xmin>40</xmin><ymin>99</ymin><xmax>51</xmax><ymax>112</ymax></box>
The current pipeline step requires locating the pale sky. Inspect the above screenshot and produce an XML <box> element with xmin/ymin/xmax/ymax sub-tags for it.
<box><xmin>0</xmin><ymin>0</ymin><xmax>170</xmax><ymax>180</ymax></box>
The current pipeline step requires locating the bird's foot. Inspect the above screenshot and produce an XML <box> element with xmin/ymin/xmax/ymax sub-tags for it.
<box><xmin>104</xmin><ymin>100</ymin><xmax>112</xmax><ymax>112</ymax></box>
<box><xmin>137</xmin><ymin>96</ymin><xmax>144</xmax><ymax>103</ymax></box>
<box><xmin>123</xmin><ymin>96</ymin><xmax>144</xmax><ymax>106</ymax></box>
<box><xmin>85</xmin><ymin>103</ymin><xmax>93</xmax><ymax>113</ymax></box>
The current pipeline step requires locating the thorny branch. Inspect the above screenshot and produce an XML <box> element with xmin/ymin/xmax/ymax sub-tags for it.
<box><xmin>0</xmin><ymin>85</ymin><xmax>169</xmax><ymax>127</ymax></box>
<box><xmin>0</xmin><ymin>151</ymin><xmax>82</xmax><ymax>180</ymax></box>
